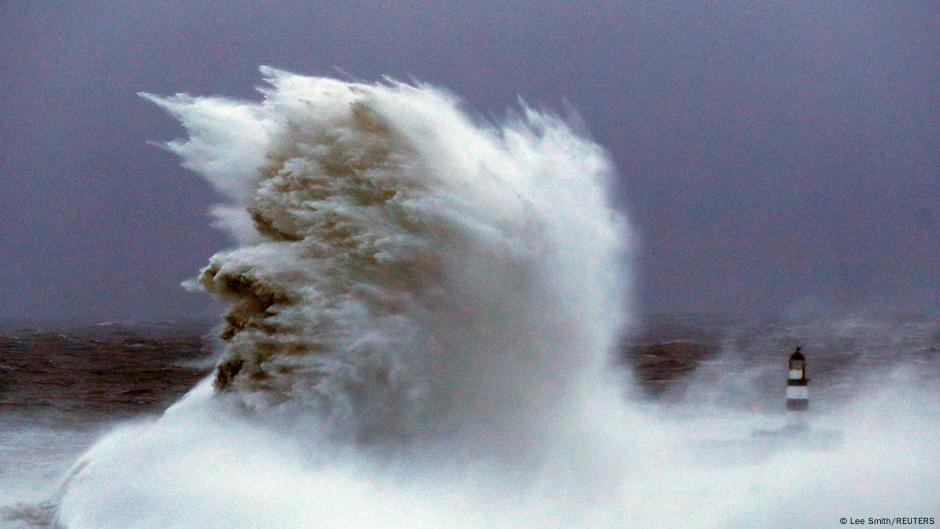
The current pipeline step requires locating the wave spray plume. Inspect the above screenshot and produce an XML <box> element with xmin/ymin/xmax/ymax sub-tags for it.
<box><xmin>52</xmin><ymin>68</ymin><xmax>939</xmax><ymax>529</ymax></box>
<box><xmin>55</xmin><ymin>68</ymin><xmax>631</xmax><ymax>527</ymax></box>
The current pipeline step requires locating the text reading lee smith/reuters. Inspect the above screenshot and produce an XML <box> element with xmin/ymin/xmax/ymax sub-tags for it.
<box><xmin>840</xmin><ymin>517</ymin><xmax>935</xmax><ymax>526</ymax></box>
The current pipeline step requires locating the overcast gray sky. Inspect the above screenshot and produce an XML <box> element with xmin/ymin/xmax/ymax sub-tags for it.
<box><xmin>1</xmin><ymin>1</ymin><xmax>937</xmax><ymax>322</ymax></box>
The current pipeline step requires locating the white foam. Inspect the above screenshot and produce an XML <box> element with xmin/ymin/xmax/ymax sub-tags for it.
<box><xmin>52</xmin><ymin>70</ymin><xmax>939</xmax><ymax>529</ymax></box>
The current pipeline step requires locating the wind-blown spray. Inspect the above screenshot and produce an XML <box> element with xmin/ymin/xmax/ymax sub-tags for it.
<box><xmin>138</xmin><ymin>68</ymin><xmax>627</xmax><ymax>454</ymax></box>
<box><xmin>53</xmin><ymin>68</ymin><xmax>632</xmax><ymax>528</ymax></box>
<box><xmin>51</xmin><ymin>69</ymin><xmax>939</xmax><ymax>529</ymax></box>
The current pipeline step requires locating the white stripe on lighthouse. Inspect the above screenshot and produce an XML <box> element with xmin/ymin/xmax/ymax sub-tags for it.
<box><xmin>787</xmin><ymin>385</ymin><xmax>808</xmax><ymax>400</ymax></box>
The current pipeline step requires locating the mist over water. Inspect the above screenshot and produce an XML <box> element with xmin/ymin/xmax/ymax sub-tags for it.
<box><xmin>13</xmin><ymin>70</ymin><xmax>936</xmax><ymax>528</ymax></box>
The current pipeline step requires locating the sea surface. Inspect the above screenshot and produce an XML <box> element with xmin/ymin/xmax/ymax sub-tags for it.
<box><xmin>0</xmin><ymin>320</ymin><xmax>215</xmax><ymax>527</ymax></box>
<box><xmin>1</xmin><ymin>313</ymin><xmax>938</xmax><ymax>527</ymax></box>
<box><xmin>0</xmin><ymin>315</ymin><xmax>940</xmax><ymax>528</ymax></box>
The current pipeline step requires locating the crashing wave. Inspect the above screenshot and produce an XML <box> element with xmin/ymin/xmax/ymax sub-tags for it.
<box><xmin>140</xmin><ymin>67</ymin><xmax>627</xmax><ymax>452</ymax></box>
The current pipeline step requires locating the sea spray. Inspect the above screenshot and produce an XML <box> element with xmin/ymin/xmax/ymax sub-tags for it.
<box><xmin>54</xmin><ymin>68</ymin><xmax>632</xmax><ymax>527</ymax></box>
<box><xmin>135</xmin><ymin>68</ymin><xmax>628</xmax><ymax>456</ymax></box>
<box><xmin>51</xmin><ymin>69</ymin><xmax>939</xmax><ymax>529</ymax></box>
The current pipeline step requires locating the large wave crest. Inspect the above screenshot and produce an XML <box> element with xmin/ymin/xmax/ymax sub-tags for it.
<box><xmin>50</xmin><ymin>69</ymin><xmax>939</xmax><ymax>529</ymax></box>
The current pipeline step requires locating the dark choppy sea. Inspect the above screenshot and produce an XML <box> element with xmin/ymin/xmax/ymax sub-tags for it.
<box><xmin>1</xmin><ymin>314</ymin><xmax>938</xmax><ymax>527</ymax></box>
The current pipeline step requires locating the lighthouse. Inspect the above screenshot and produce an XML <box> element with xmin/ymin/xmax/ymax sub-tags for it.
<box><xmin>786</xmin><ymin>347</ymin><xmax>809</xmax><ymax>412</ymax></box>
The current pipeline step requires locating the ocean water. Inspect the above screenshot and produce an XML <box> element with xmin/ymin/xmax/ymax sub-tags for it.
<box><xmin>3</xmin><ymin>315</ymin><xmax>938</xmax><ymax>528</ymax></box>
<box><xmin>2</xmin><ymin>70</ymin><xmax>937</xmax><ymax>528</ymax></box>
<box><xmin>0</xmin><ymin>323</ymin><xmax>212</xmax><ymax>526</ymax></box>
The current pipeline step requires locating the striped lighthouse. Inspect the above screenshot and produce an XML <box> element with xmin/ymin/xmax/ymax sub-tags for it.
<box><xmin>786</xmin><ymin>347</ymin><xmax>809</xmax><ymax>412</ymax></box>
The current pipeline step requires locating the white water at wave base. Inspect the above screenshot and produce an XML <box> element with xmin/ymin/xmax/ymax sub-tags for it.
<box><xmin>53</xmin><ymin>69</ymin><xmax>939</xmax><ymax>529</ymax></box>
